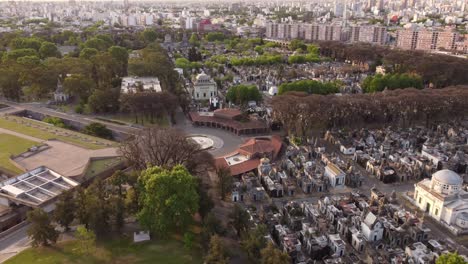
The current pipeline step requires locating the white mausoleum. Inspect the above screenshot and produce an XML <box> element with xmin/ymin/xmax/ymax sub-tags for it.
<box><xmin>414</xmin><ymin>169</ymin><xmax>468</xmax><ymax>232</ymax></box>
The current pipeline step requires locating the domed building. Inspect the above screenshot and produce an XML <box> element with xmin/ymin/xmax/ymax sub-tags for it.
<box><xmin>192</xmin><ymin>73</ymin><xmax>217</xmax><ymax>101</ymax></box>
<box><xmin>414</xmin><ymin>169</ymin><xmax>468</xmax><ymax>233</ymax></box>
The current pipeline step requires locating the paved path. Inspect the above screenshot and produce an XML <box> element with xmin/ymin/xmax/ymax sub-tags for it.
<box><xmin>0</xmin><ymin>224</ymin><xmax>30</xmax><ymax>263</ymax></box>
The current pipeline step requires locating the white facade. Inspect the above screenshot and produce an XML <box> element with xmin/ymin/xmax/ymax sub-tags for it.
<box><xmin>324</xmin><ymin>163</ymin><xmax>346</xmax><ymax>188</ymax></box>
<box><xmin>361</xmin><ymin>212</ymin><xmax>384</xmax><ymax>242</ymax></box>
<box><xmin>340</xmin><ymin>145</ymin><xmax>356</xmax><ymax>155</ymax></box>
<box><xmin>414</xmin><ymin>170</ymin><xmax>468</xmax><ymax>231</ymax></box>
<box><xmin>192</xmin><ymin>73</ymin><xmax>217</xmax><ymax>100</ymax></box>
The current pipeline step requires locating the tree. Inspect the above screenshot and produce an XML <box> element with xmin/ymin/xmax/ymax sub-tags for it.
<box><xmin>229</xmin><ymin>205</ymin><xmax>250</xmax><ymax>237</ymax></box>
<box><xmin>119</xmin><ymin>127</ymin><xmax>213</xmax><ymax>174</ymax></box>
<box><xmin>197</xmin><ymin>178</ymin><xmax>214</xmax><ymax>219</ymax></box>
<box><xmin>142</xmin><ymin>28</ymin><xmax>158</xmax><ymax>42</ymax></box>
<box><xmin>86</xmin><ymin>179</ymin><xmax>111</xmax><ymax>237</ymax></box>
<box><xmin>183</xmin><ymin>232</ymin><xmax>195</xmax><ymax>250</ymax></box>
<box><xmin>108</xmin><ymin>170</ymin><xmax>127</xmax><ymax>232</ymax></box>
<box><xmin>79</xmin><ymin>48</ymin><xmax>98</xmax><ymax>60</ymax></box>
<box><xmin>75</xmin><ymin>187</ymin><xmax>90</xmax><ymax>228</ymax></box>
<box><xmin>189</xmin><ymin>33</ymin><xmax>200</xmax><ymax>46</ymax></box>
<box><xmin>53</xmin><ymin>191</ymin><xmax>75</xmax><ymax>231</ymax></box>
<box><xmin>436</xmin><ymin>252</ymin><xmax>467</xmax><ymax>264</ymax></box>
<box><xmin>204</xmin><ymin>235</ymin><xmax>229</xmax><ymax>264</ymax></box>
<box><xmin>242</xmin><ymin>224</ymin><xmax>267</xmax><ymax>261</ymax></box>
<box><xmin>87</xmin><ymin>88</ymin><xmax>120</xmax><ymax>113</ymax></box>
<box><xmin>63</xmin><ymin>74</ymin><xmax>95</xmax><ymax>103</ymax></box>
<box><xmin>260</xmin><ymin>242</ymin><xmax>290</xmax><ymax>264</ymax></box>
<box><xmin>39</xmin><ymin>41</ymin><xmax>59</xmax><ymax>58</ymax></box>
<box><xmin>75</xmin><ymin>226</ymin><xmax>96</xmax><ymax>255</ymax></box>
<box><xmin>217</xmin><ymin>168</ymin><xmax>233</xmax><ymax>201</ymax></box>
<box><xmin>226</xmin><ymin>84</ymin><xmax>262</xmax><ymax>105</ymax></box>
<box><xmin>289</xmin><ymin>39</ymin><xmax>306</xmax><ymax>52</ymax></box>
<box><xmin>108</xmin><ymin>45</ymin><xmax>129</xmax><ymax>76</ymax></box>
<box><xmin>138</xmin><ymin>165</ymin><xmax>199</xmax><ymax>236</ymax></box>
<box><xmin>27</xmin><ymin>208</ymin><xmax>59</xmax><ymax>247</ymax></box>
<box><xmin>83</xmin><ymin>122</ymin><xmax>113</xmax><ymax>139</ymax></box>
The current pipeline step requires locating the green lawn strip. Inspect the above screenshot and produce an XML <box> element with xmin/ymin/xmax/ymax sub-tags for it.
<box><xmin>5</xmin><ymin>238</ymin><xmax>202</xmax><ymax>264</ymax></box>
<box><xmin>0</xmin><ymin>134</ymin><xmax>38</xmax><ymax>174</ymax></box>
<box><xmin>82</xmin><ymin>157</ymin><xmax>123</xmax><ymax>180</ymax></box>
<box><xmin>104</xmin><ymin>113</ymin><xmax>169</xmax><ymax>127</ymax></box>
<box><xmin>0</xmin><ymin>117</ymin><xmax>117</xmax><ymax>150</ymax></box>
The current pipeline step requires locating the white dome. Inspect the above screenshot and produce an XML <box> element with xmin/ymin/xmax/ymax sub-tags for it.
<box><xmin>196</xmin><ymin>73</ymin><xmax>210</xmax><ymax>81</ymax></box>
<box><xmin>432</xmin><ymin>170</ymin><xmax>462</xmax><ymax>185</ymax></box>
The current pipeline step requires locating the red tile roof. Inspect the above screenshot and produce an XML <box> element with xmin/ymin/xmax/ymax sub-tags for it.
<box><xmin>215</xmin><ymin>157</ymin><xmax>261</xmax><ymax>176</ymax></box>
<box><xmin>238</xmin><ymin>135</ymin><xmax>282</xmax><ymax>159</ymax></box>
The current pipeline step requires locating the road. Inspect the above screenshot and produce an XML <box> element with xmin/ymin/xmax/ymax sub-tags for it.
<box><xmin>0</xmin><ymin>224</ymin><xmax>30</xmax><ymax>263</ymax></box>
<box><xmin>0</xmin><ymin>100</ymin><xmax>141</xmax><ymax>137</ymax></box>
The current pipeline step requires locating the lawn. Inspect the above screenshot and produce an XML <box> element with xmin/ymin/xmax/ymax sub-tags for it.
<box><xmin>0</xmin><ymin>117</ymin><xmax>117</xmax><ymax>150</ymax></box>
<box><xmin>0</xmin><ymin>133</ymin><xmax>38</xmax><ymax>174</ymax></box>
<box><xmin>100</xmin><ymin>113</ymin><xmax>169</xmax><ymax>128</ymax></box>
<box><xmin>5</xmin><ymin>238</ymin><xmax>202</xmax><ymax>264</ymax></box>
<box><xmin>82</xmin><ymin>157</ymin><xmax>123</xmax><ymax>181</ymax></box>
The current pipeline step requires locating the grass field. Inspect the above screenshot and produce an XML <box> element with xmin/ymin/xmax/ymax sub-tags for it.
<box><xmin>82</xmin><ymin>157</ymin><xmax>123</xmax><ymax>181</ymax></box>
<box><xmin>5</xmin><ymin>238</ymin><xmax>202</xmax><ymax>264</ymax></box>
<box><xmin>0</xmin><ymin>117</ymin><xmax>117</xmax><ymax>150</ymax></box>
<box><xmin>101</xmin><ymin>113</ymin><xmax>169</xmax><ymax>128</ymax></box>
<box><xmin>0</xmin><ymin>134</ymin><xmax>38</xmax><ymax>174</ymax></box>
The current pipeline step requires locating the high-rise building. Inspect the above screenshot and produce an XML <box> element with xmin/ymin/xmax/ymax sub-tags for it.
<box><xmin>350</xmin><ymin>25</ymin><xmax>387</xmax><ymax>45</ymax></box>
<box><xmin>396</xmin><ymin>28</ymin><xmax>459</xmax><ymax>51</ymax></box>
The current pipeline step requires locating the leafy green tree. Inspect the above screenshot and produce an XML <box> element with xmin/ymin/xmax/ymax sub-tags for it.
<box><xmin>87</xmin><ymin>88</ymin><xmax>120</xmax><ymax>113</ymax></box>
<box><xmin>289</xmin><ymin>39</ymin><xmax>306</xmax><ymax>52</ymax></box>
<box><xmin>205</xmin><ymin>32</ymin><xmax>226</xmax><ymax>42</ymax></box>
<box><xmin>108</xmin><ymin>46</ymin><xmax>129</xmax><ymax>76</ymax></box>
<box><xmin>226</xmin><ymin>84</ymin><xmax>262</xmax><ymax>105</ymax></box>
<box><xmin>27</xmin><ymin>208</ymin><xmax>59</xmax><ymax>247</ymax></box>
<box><xmin>83</xmin><ymin>122</ymin><xmax>113</xmax><ymax>139</ymax></box>
<box><xmin>3</xmin><ymin>48</ymin><xmax>38</xmax><ymax>61</ymax></box>
<box><xmin>63</xmin><ymin>74</ymin><xmax>95</xmax><ymax>103</ymax></box>
<box><xmin>75</xmin><ymin>187</ymin><xmax>90</xmax><ymax>228</ymax></box>
<box><xmin>183</xmin><ymin>232</ymin><xmax>195</xmax><ymax>250</ymax></box>
<box><xmin>53</xmin><ymin>191</ymin><xmax>75</xmax><ymax>231</ymax></box>
<box><xmin>436</xmin><ymin>252</ymin><xmax>468</xmax><ymax>264</ymax></box>
<box><xmin>142</xmin><ymin>28</ymin><xmax>158</xmax><ymax>42</ymax></box>
<box><xmin>260</xmin><ymin>242</ymin><xmax>290</xmax><ymax>264</ymax></box>
<box><xmin>138</xmin><ymin>165</ymin><xmax>199</xmax><ymax>236</ymax></box>
<box><xmin>217</xmin><ymin>168</ymin><xmax>233</xmax><ymax>201</ymax></box>
<box><xmin>278</xmin><ymin>80</ymin><xmax>340</xmax><ymax>95</ymax></box>
<box><xmin>84</xmin><ymin>37</ymin><xmax>111</xmax><ymax>51</ymax></box>
<box><xmin>0</xmin><ymin>63</ymin><xmax>22</xmax><ymax>100</ymax></box>
<box><xmin>189</xmin><ymin>33</ymin><xmax>200</xmax><ymax>46</ymax></box>
<box><xmin>242</xmin><ymin>224</ymin><xmax>267</xmax><ymax>261</ymax></box>
<box><xmin>86</xmin><ymin>179</ymin><xmax>111</xmax><ymax>237</ymax></box>
<box><xmin>39</xmin><ymin>41</ymin><xmax>59</xmax><ymax>58</ymax></box>
<box><xmin>229</xmin><ymin>205</ymin><xmax>250</xmax><ymax>237</ymax></box>
<box><xmin>10</xmin><ymin>37</ymin><xmax>42</xmax><ymax>51</ymax></box>
<box><xmin>205</xmin><ymin>235</ymin><xmax>229</xmax><ymax>264</ymax></box>
<box><xmin>17</xmin><ymin>55</ymin><xmax>41</xmax><ymax>67</ymax></box>
<box><xmin>79</xmin><ymin>48</ymin><xmax>98</xmax><ymax>60</ymax></box>
<box><xmin>75</xmin><ymin>226</ymin><xmax>96</xmax><ymax>255</ymax></box>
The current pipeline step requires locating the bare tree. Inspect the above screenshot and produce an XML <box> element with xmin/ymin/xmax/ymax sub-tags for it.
<box><xmin>119</xmin><ymin>127</ymin><xmax>214</xmax><ymax>174</ymax></box>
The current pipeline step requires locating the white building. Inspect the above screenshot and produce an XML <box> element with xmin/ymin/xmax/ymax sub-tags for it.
<box><xmin>414</xmin><ymin>170</ymin><xmax>468</xmax><ymax>233</ymax></box>
<box><xmin>192</xmin><ymin>73</ymin><xmax>217</xmax><ymax>100</ymax></box>
<box><xmin>121</xmin><ymin>77</ymin><xmax>162</xmax><ymax>94</ymax></box>
<box><xmin>361</xmin><ymin>211</ymin><xmax>384</xmax><ymax>242</ymax></box>
<box><xmin>328</xmin><ymin>234</ymin><xmax>345</xmax><ymax>257</ymax></box>
<box><xmin>324</xmin><ymin>163</ymin><xmax>346</xmax><ymax>188</ymax></box>
<box><xmin>405</xmin><ymin>242</ymin><xmax>438</xmax><ymax>264</ymax></box>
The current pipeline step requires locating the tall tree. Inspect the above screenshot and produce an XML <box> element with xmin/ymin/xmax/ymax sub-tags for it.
<box><xmin>75</xmin><ymin>226</ymin><xmax>96</xmax><ymax>255</ymax></box>
<box><xmin>27</xmin><ymin>208</ymin><xmax>59</xmax><ymax>247</ymax></box>
<box><xmin>53</xmin><ymin>191</ymin><xmax>75</xmax><ymax>231</ymax></box>
<box><xmin>86</xmin><ymin>179</ymin><xmax>111</xmax><ymax>237</ymax></box>
<box><xmin>436</xmin><ymin>252</ymin><xmax>467</xmax><ymax>264</ymax></box>
<box><xmin>217</xmin><ymin>168</ymin><xmax>233</xmax><ymax>201</ymax></box>
<box><xmin>119</xmin><ymin>127</ymin><xmax>213</xmax><ymax>174</ymax></box>
<box><xmin>260</xmin><ymin>242</ymin><xmax>290</xmax><ymax>264</ymax></box>
<box><xmin>229</xmin><ymin>205</ymin><xmax>250</xmax><ymax>237</ymax></box>
<box><xmin>138</xmin><ymin>165</ymin><xmax>199</xmax><ymax>236</ymax></box>
<box><xmin>241</xmin><ymin>224</ymin><xmax>267</xmax><ymax>261</ymax></box>
<box><xmin>204</xmin><ymin>235</ymin><xmax>229</xmax><ymax>264</ymax></box>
